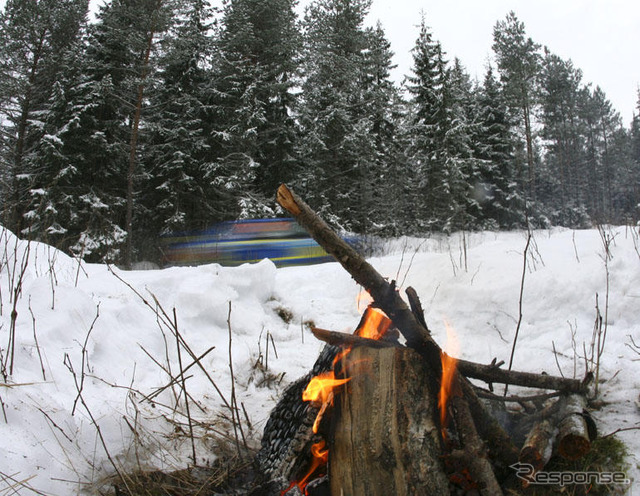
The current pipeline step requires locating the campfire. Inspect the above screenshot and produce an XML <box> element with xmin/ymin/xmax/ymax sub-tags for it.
<box><xmin>251</xmin><ymin>185</ymin><xmax>595</xmax><ymax>496</ymax></box>
<box><xmin>276</xmin><ymin>305</ymin><xmax>393</xmax><ymax>495</ymax></box>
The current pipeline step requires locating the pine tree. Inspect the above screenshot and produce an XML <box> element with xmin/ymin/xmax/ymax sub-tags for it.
<box><xmin>492</xmin><ymin>11</ymin><xmax>541</xmax><ymax>202</ymax></box>
<box><xmin>619</xmin><ymin>91</ymin><xmax>640</xmax><ymax>221</ymax></box>
<box><xmin>538</xmin><ymin>49</ymin><xmax>590</xmax><ymax>225</ymax></box>
<box><xmin>632</xmin><ymin>91</ymin><xmax>640</xmax><ymax>165</ymax></box>
<box><xmin>631</xmin><ymin>92</ymin><xmax>640</xmax><ymax>197</ymax></box>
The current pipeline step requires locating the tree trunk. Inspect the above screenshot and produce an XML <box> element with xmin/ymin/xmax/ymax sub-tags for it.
<box><xmin>329</xmin><ymin>345</ymin><xmax>449</xmax><ymax>495</ymax></box>
<box><xmin>125</xmin><ymin>0</ymin><xmax>162</xmax><ymax>268</ymax></box>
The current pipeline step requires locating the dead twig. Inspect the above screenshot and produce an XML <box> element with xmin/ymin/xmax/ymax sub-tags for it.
<box><xmin>173</xmin><ymin>308</ymin><xmax>197</xmax><ymax>465</ymax></box>
<box><xmin>64</xmin><ymin>350</ymin><xmax>131</xmax><ymax>493</ymax></box>
<box><xmin>70</xmin><ymin>303</ymin><xmax>100</xmax><ymax>416</ymax></box>
<box><xmin>505</xmin><ymin>230</ymin><xmax>532</xmax><ymax>396</ymax></box>
<box><xmin>626</xmin><ymin>334</ymin><xmax>640</xmax><ymax>358</ymax></box>
<box><xmin>28</xmin><ymin>296</ymin><xmax>46</xmax><ymax>381</ymax></box>
<box><xmin>5</xmin><ymin>235</ymin><xmax>31</xmax><ymax>375</ymax></box>
<box><xmin>0</xmin><ymin>470</ymin><xmax>49</xmax><ymax>496</ymax></box>
<box><xmin>107</xmin><ymin>266</ymin><xmax>232</xmax><ymax>411</ymax></box>
<box><xmin>141</xmin><ymin>345</ymin><xmax>216</xmax><ymax>403</ymax></box>
<box><xmin>594</xmin><ymin>224</ymin><xmax>614</xmax><ymax>397</ymax></box>
<box><xmin>227</xmin><ymin>302</ymin><xmax>249</xmax><ymax>456</ymax></box>
<box><xmin>38</xmin><ymin>407</ymin><xmax>73</xmax><ymax>443</ymax></box>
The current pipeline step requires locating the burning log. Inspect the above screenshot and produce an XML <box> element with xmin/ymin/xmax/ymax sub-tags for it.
<box><xmin>277</xmin><ymin>185</ymin><xmax>511</xmax><ymax>493</ymax></box>
<box><xmin>311</xmin><ymin>327</ymin><xmax>399</xmax><ymax>349</ymax></box>
<box><xmin>311</xmin><ymin>326</ymin><xmax>522</xmax><ymax>470</ymax></box>
<box><xmin>277</xmin><ymin>184</ymin><xmax>440</xmax><ymax>363</ymax></box>
<box><xmin>329</xmin><ymin>346</ymin><xmax>449</xmax><ymax>495</ymax></box>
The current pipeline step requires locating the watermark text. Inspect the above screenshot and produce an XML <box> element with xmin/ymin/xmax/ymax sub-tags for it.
<box><xmin>510</xmin><ymin>462</ymin><xmax>630</xmax><ymax>486</ymax></box>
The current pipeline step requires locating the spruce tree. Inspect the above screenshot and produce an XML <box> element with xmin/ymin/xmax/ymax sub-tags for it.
<box><xmin>215</xmin><ymin>0</ymin><xmax>300</xmax><ymax>213</ymax></box>
<box><xmin>359</xmin><ymin>23</ymin><xmax>406</xmax><ymax>234</ymax></box>
<box><xmin>472</xmin><ymin>65</ymin><xmax>523</xmax><ymax>228</ymax></box>
<box><xmin>442</xmin><ymin>58</ymin><xmax>479</xmax><ymax>230</ymax></box>
<box><xmin>23</xmin><ymin>37</ymin><xmax>94</xmax><ymax>253</ymax></box>
<box><xmin>404</xmin><ymin>15</ymin><xmax>448</xmax><ymax>230</ymax></box>
<box><xmin>26</xmin><ymin>0</ymin><xmax>173</xmax><ymax>262</ymax></box>
<box><xmin>28</xmin><ymin>50</ymin><xmax>130</xmax><ymax>262</ymax></box>
<box><xmin>406</xmin><ymin>16</ymin><xmax>475</xmax><ymax>231</ymax></box>
<box><xmin>0</xmin><ymin>0</ymin><xmax>87</xmax><ymax>234</ymax></box>
<box><xmin>142</xmin><ymin>0</ymin><xmax>222</xmax><ymax>243</ymax></box>
<box><xmin>296</xmin><ymin>0</ymin><xmax>376</xmax><ymax>231</ymax></box>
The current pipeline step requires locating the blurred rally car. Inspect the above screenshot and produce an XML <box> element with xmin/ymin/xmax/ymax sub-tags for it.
<box><xmin>161</xmin><ymin>218</ymin><xmax>335</xmax><ymax>267</ymax></box>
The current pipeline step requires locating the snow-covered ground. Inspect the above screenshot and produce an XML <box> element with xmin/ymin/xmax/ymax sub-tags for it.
<box><xmin>0</xmin><ymin>226</ymin><xmax>638</xmax><ymax>494</ymax></box>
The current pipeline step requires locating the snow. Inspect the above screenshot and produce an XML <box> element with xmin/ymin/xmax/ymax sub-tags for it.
<box><xmin>0</xmin><ymin>225</ymin><xmax>639</xmax><ymax>494</ymax></box>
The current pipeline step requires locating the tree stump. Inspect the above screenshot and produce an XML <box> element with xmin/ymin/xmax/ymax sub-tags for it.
<box><xmin>329</xmin><ymin>346</ymin><xmax>449</xmax><ymax>495</ymax></box>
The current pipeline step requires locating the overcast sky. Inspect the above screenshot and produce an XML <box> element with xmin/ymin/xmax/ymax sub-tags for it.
<box><xmin>298</xmin><ymin>0</ymin><xmax>640</xmax><ymax>124</ymax></box>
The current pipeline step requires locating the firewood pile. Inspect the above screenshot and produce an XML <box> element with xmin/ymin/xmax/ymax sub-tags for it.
<box><xmin>248</xmin><ymin>185</ymin><xmax>596</xmax><ymax>496</ymax></box>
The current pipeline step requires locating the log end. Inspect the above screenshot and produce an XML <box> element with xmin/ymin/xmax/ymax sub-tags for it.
<box><xmin>277</xmin><ymin>184</ymin><xmax>301</xmax><ymax>215</ymax></box>
<box><xmin>558</xmin><ymin>434</ymin><xmax>591</xmax><ymax>461</ymax></box>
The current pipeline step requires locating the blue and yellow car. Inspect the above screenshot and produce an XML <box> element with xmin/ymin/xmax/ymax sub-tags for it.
<box><xmin>161</xmin><ymin>218</ymin><xmax>335</xmax><ymax>267</ymax></box>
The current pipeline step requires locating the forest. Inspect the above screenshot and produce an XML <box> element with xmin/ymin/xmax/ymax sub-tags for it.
<box><xmin>1</xmin><ymin>0</ymin><xmax>639</xmax><ymax>266</ymax></box>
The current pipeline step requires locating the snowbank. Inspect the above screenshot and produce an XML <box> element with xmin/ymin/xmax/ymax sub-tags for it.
<box><xmin>0</xmin><ymin>225</ymin><xmax>638</xmax><ymax>494</ymax></box>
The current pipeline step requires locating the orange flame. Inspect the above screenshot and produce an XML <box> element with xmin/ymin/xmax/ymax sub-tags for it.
<box><xmin>302</xmin><ymin>371</ymin><xmax>350</xmax><ymax>405</ymax></box>
<box><xmin>280</xmin><ymin>440</ymin><xmax>329</xmax><ymax>496</ymax></box>
<box><xmin>438</xmin><ymin>322</ymin><xmax>459</xmax><ymax>441</ymax></box>
<box><xmin>285</xmin><ymin>299</ymin><xmax>392</xmax><ymax>492</ymax></box>
<box><xmin>302</xmin><ymin>371</ymin><xmax>350</xmax><ymax>433</ymax></box>
<box><xmin>356</xmin><ymin>306</ymin><xmax>392</xmax><ymax>340</ymax></box>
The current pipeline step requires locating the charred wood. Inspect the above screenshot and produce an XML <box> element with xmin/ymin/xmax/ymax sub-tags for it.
<box><xmin>459</xmin><ymin>379</ymin><xmax>520</xmax><ymax>468</ymax></box>
<box><xmin>449</xmin><ymin>376</ymin><xmax>504</xmax><ymax>496</ymax></box>
<box><xmin>519</xmin><ymin>419</ymin><xmax>555</xmax><ymax>474</ymax></box>
<box><xmin>310</xmin><ymin>326</ymin><xmax>585</xmax><ymax>394</ymax></box>
<box><xmin>311</xmin><ymin>327</ymin><xmax>400</xmax><ymax>349</ymax></box>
